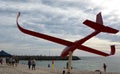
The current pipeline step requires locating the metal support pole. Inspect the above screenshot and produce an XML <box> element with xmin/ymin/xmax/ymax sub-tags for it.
<box><xmin>67</xmin><ymin>51</ymin><xmax>73</xmax><ymax>74</ymax></box>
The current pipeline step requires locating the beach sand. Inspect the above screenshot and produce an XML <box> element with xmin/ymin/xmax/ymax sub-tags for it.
<box><xmin>0</xmin><ymin>64</ymin><xmax>120</xmax><ymax>74</ymax></box>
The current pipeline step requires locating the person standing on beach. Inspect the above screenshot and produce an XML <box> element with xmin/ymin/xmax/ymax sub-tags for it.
<box><xmin>48</xmin><ymin>64</ymin><xmax>50</xmax><ymax>68</ymax></box>
<box><xmin>28</xmin><ymin>59</ymin><xmax>31</xmax><ymax>69</ymax></box>
<box><xmin>9</xmin><ymin>57</ymin><xmax>12</xmax><ymax>65</ymax></box>
<box><xmin>15</xmin><ymin>58</ymin><xmax>19</xmax><ymax>66</ymax></box>
<box><xmin>103</xmin><ymin>63</ymin><xmax>107</xmax><ymax>72</ymax></box>
<box><xmin>66</xmin><ymin>62</ymin><xmax>68</xmax><ymax>69</ymax></box>
<box><xmin>0</xmin><ymin>58</ymin><xmax>3</xmax><ymax>64</ymax></box>
<box><xmin>12</xmin><ymin>58</ymin><xmax>15</xmax><ymax>66</ymax></box>
<box><xmin>32</xmin><ymin>59</ymin><xmax>36</xmax><ymax>70</ymax></box>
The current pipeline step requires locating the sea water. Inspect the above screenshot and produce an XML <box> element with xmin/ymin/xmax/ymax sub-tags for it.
<box><xmin>19</xmin><ymin>57</ymin><xmax>120</xmax><ymax>72</ymax></box>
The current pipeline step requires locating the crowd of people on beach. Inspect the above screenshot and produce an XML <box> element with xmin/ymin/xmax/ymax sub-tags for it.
<box><xmin>6</xmin><ymin>57</ymin><xmax>19</xmax><ymax>66</ymax></box>
<box><xmin>0</xmin><ymin>57</ymin><xmax>37</xmax><ymax>70</ymax></box>
<box><xmin>0</xmin><ymin>57</ymin><xmax>19</xmax><ymax>66</ymax></box>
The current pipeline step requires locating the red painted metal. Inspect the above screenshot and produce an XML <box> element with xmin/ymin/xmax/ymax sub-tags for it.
<box><xmin>83</xmin><ymin>20</ymin><xmax>119</xmax><ymax>33</ymax></box>
<box><xmin>16</xmin><ymin>12</ymin><xmax>119</xmax><ymax>57</ymax></box>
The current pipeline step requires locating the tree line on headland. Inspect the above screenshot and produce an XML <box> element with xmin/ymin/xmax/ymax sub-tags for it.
<box><xmin>13</xmin><ymin>55</ymin><xmax>80</xmax><ymax>60</ymax></box>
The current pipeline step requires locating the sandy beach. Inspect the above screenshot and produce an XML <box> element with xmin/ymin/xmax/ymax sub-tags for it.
<box><xmin>0</xmin><ymin>64</ymin><xmax>120</xmax><ymax>74</ymax></box>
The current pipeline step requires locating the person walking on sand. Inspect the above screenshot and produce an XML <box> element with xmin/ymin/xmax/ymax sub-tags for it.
<box><xmin>28</xmin><ymin>59</ymin><xmax>31</xmax><ymax>69</ymax></box>
<box><xmin>103</xmin><ymin>63</ymin><xmax>107</xmax><ymax>72</ymax></box>
<box><xmin>32</xmin><ymin>59</ymin><xmax>36</xmax><ymax>70</ymax></box>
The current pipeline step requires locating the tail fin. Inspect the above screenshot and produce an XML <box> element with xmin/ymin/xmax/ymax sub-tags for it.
<box><xmin>96</xmin><ymin>12</ymin><xmax>103</xmax><ymax>24</ymax></box>
<box><xmin>110</xmin><ymin>45</ymin><xmax>115</xmax><ymax>55</ymax></box>
<box><xmin>83</xmin><ymin>12</ymin><xmax>119</xmax><ymax>34</ymax></box>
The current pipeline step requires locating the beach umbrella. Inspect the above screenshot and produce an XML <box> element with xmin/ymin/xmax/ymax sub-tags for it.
<box><xmin>0</xmin><ymin>50</ymin><xmax>12</xmax><ymax>57</ymax></box>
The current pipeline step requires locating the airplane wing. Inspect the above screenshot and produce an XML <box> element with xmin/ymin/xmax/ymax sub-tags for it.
<box><xmin>83</xmin><ymin>20</ymin><xmax>119</xmax><ymax>34</ymax></box>
<box><xmin>61</xmin><ymin>44</ymin><xmax>115</xmax><ymax>57</ymax></box>
<box><xmin>78</xmin><ymin>45</ymin><xmax>115</xmax><ymax>57</ymax></box>
<box><xmin>16</xmin><ymin>12</ymin><xmax>73</xmax><ymax>46</ymax></box>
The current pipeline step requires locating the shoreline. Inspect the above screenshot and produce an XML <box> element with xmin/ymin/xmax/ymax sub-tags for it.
<box><xmin>0</xmin><ymin>64</ymin><xmax>120</xmax><ymax>74</ymax></box>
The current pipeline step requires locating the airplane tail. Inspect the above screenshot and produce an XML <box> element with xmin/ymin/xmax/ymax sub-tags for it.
<box><xmin>96</xmin><ymin>12</ymin><xmax>103</xmax><ymax>24</ymax></box>
<box><xmin>110</xmin><ymin>45</ymin><xmax>115</xmax><ymax>55</ymax></box>
<box><xmin>83</xmin><ymin>12</ymin><xmax>119</xmax><ymax>34</ymax></box>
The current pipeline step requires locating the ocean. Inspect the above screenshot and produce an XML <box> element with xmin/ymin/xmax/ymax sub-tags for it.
<box><xmin>19</xmin><ymin>57</ymin><xmax>120</xmax><ymax>72</ymax></box>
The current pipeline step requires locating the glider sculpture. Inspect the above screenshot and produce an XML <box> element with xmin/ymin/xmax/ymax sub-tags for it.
<box><xmin>16</xmin><ymin>12</ymin><xmax>119</xmax><ymax>74</ymax></box>
<box><xmin>16</xmin><ymin>12</ymin><xmax>118</xmax><ymax>57</ymax></box>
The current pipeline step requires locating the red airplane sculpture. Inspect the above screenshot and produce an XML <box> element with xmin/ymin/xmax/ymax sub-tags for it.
<box><xmin>16</xmin><ymin>12</ymin><xmax>119</xmax><ymax>57</ymax></box>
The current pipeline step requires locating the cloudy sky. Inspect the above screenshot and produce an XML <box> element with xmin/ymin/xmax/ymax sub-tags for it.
<box><xmin>0</xmin><ymin>0</ymin><xmax>120</xmax><ymax>56</ymax></box>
